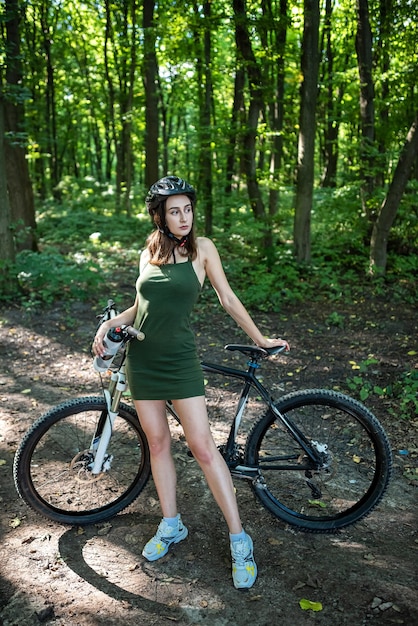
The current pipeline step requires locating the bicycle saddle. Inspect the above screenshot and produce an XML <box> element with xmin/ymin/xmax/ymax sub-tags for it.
<box><xmin>225</xmin><ymin>344</ymin><xmax>269</xmax><ymax>358</ymax></box>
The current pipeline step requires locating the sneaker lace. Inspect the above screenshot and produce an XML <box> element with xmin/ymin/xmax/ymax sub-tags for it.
<box><xmin>232</xmin><ymin>540</ymin><xmax>251</xmax><ymax>564</ymax></box>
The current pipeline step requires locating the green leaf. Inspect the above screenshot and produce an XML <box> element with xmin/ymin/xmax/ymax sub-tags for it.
<box><xmin>308</xmin><ymin>499</ymin><xmax>327</xmax><ymax>508</ymax></box>
<box><xmin>360</xmin><ymin>387</ymin><xmax>369</xmax><ymax>401</ymax></box>
<box><xmin>299</xmin><ymin>599</ymin><xmax>323</xmax><ymax>612</ymax></box>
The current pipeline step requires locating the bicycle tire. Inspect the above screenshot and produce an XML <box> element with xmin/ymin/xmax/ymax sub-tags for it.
<box><xmin>244</xmin><ymin>389</ymin><xmax>392</xmax><ymax>532</ymax></box>
<box><xmin>13</xmin><ymin>396</ymin><xmax>151</xmax><ymax>525</ymax></box>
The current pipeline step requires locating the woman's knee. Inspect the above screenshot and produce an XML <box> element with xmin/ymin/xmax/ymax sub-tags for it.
<box><xmin>188</xmin><ymin>437</ymin><xmax>217</xmax><ymax>466</ymax></box>
<box><xmin>146</xmin><ymin>428</ymin><xmax>172</xmax><ymax>457</ymax></box>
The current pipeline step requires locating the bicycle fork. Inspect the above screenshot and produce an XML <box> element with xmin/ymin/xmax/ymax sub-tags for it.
<box><xmin>89</xmin><ymin>366</ymin><xmax>127</xmax><ymax>475</ymax></box>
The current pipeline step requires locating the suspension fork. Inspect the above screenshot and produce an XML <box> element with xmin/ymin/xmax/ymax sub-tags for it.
<box><xmin>90</xmin><ymin>365</ymin><xmax>127</xmax><ymax>475</ymax></box>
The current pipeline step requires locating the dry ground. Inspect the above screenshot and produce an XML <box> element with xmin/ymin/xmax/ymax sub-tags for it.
<box><xmin>0</xmin><ymin>296</ymin><xmax>417</xmax><ymax>626</ymax></box>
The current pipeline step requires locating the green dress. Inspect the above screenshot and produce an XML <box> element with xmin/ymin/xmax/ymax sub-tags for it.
<box><xmin>126</xmin><ymin>260</ymin><xmax>204</xmax><ymax>400</ymax></box>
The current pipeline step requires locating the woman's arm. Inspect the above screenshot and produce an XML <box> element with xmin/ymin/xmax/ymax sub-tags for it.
<box><xmin>93</xmin><ymin>249</ymin><xmax>149</xmax><ymax>357</ymax></box>
<box><xmin>92</xmin><ymin>296</ymin><xmax>139</xmax><ymax>357</ymax></box>
<box><xmin>199</xmin><ymin>237</ymin><xmax>289</xmax><ymax>350</ymax></box>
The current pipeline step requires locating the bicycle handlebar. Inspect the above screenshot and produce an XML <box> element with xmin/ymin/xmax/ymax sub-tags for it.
<box><xmin>124</xmin><ymin>325</ymin><xmax>145</xmax><ymax>341</ymax></box>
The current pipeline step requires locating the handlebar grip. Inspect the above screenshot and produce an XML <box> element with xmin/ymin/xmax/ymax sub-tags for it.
<box><xmin>125</xmin><ymin>326</ymin><xmax>145</xmax><ymax>341</ymax></box>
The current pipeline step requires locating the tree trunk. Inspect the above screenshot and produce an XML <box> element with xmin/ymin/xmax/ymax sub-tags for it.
<box><xmin>355</xmin><ymin>0</ymin><xmax>376</xmax><ymax>213</ymax></box>
<box><xmin>319</xmin><ymin>0</ymin><xmax>346</xmax><ymax>188</ymax></box>
<box><xmin>0</xmin><ymin>96</ymin><xmax>16</xmax><ymax>263</ymax></box>
<box><xmin>233</xmin><ymin>0</ymin><xmax>266</xmax><ymax>223</ymax></box>
<box><xmin>143</xmin><ymin>0</ymin><xmax>159</xmax><ymax>189</ymax></box>
<box><xmin>369</xmin><ymin>113</ymin><xmax>418</xmax><ymax>275</ymax></box>
<box><xmin>193</xmin><ymin>1</ymin><xmax>214</xmax><ymax>235</ymax></box>
<box><xmin>293</xmin><ymin>0</ymin><xmax>320</xmax><ymax>263</ymax></box>
<box><xmin>376</xmin><ymin>0</ymin><xmax>392</xmax><ymax>187</ymax></box>
<box><xmin>264</xmin><ymin>0</ymin><xmax>288</xmax><ymax>217</ymax></box>
<box><xmin>104</xmin><ymin>0</ymin><xmax>137</xmax><ymax>214</ymax></box>
<box><xmin>39</xmin><ymin>1</ymin><xmax>60</xmax><ymax>195</ymax></box>
<box><xmin>224</xmin><ymin>67</ymin><xmax>245</xmax><ymax>228</ymax></box>
<box><xmin>4</xmin><ymin>0</ymin><xmax>37</xmax><ymax>253</ymax></box>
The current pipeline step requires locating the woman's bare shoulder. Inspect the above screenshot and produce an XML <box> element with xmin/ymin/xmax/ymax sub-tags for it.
<box><xmin>139</xmin><ymin>248</ymin><xmax>150</xmax><ymax>272</ymax></box>
<box><xmin>196</xmin><ymin>236</ymin><xmax>217</xmax><ymax>257</ymax></box>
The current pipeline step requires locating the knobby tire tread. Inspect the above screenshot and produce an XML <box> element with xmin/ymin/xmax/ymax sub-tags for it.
<box><xmin>13</xmin><ymin>396</ymin><xmax>151</xmax><ymax>526</ymax></box>
<box><xmin>245</xmin><ymin>388</ymin><xmax>392</xmax><ymax>533</ymax></box>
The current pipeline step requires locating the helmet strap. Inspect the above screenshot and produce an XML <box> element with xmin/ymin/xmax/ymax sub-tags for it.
<box><xmin>158</xmin><ymin>227</ymin><xmax>189</xmax><ymax>248</ymax></box>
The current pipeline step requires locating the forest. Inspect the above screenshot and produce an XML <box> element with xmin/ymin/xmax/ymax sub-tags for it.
<box><xmin>0</xmin><ymin>0</ymin><xmax>417</xmax><ymax>306</ymax></box>
<box><xmin>0</xmin><ymin>4</ymin><xmax>417</xmax><ymax>622</ymax></box>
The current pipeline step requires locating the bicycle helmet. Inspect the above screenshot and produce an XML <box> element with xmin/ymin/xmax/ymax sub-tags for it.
<box><xmin>146</xmin><ymin>175</ymin><xmax>196</xmax><ymax>214</ymax></box>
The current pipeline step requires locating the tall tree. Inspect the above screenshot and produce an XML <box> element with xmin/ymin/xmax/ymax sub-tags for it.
<box><xmin>143</xmin><ymin>0</ymin><xmax>159</xmax><ymax>189</ymax></box>
<box><xmin>193</xmin><ymin>1</ymin><xmax>214</xmax><ymax>235</ymax></box>
<box><xmin>233</xmin><ymin>0</ymin><xmax>266</xmax><ymax>220</ymax></box>
<box><xmin>104</xmin><ymin>0</ymin><xmax>137</xmax><ymax>213</ymax></box>
<box><xmin>0</xmin><ymin>97</ymin><xmax>15</xmax><ymax>264</ymax></box>
<box><xmin>369</xmin><ymin>112</ymin><xmax>418</xmax><ymax>275</ymax></box>
<box><xmin>293</xmin><ymin>0</ymin><xmax>320</xmax><ymax>263</ymax></box>
<box><xmin>223</xmin><ymin>65</ymin><xmax>245</xmax><ymax>227</ymax></box>
<box><xmin>355</xmin><ymin>0</ymin><xmax>376</xmax><ymax>214</ymax></box>
<box><xmin>259</xmin><ymin>0</ymin><xmax>288</xmax><ymax>217</ymax></box>
<box><xmin>38</xmin><ymin>0</ymin><xmax>60</xmax><ymax>195</ymax></box>
<box><xmin>3</xmin><ymin>0</ymin><xmax>36</xmax><ymax>253</ymax></box>
<box><xmin>318</xmin><ymin>0</ymin><xmax>349</xmax><ymax>188</ymax></box>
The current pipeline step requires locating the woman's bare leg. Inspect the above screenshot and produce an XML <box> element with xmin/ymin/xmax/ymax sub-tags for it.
<box><xmin>133</xmin><ymin>399</ymin><xmax>178</xmax><ymax>518</ymax></box>
<box><xmin>172</xmin><ymin>396</ymin><xmax>243</xmax><ymax>535</ymax></box>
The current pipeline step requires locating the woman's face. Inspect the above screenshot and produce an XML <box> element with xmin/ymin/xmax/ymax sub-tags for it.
<box><xmin>164</xmin><ymin>194</ymin><xmax>193</xmax><ymax>238</ymax></box>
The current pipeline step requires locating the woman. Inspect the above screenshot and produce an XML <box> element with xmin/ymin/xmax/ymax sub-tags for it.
<box><xmin>93</xmin><ymin>175</ymin><xmax>289</xmax><ymax>589</ymax></box>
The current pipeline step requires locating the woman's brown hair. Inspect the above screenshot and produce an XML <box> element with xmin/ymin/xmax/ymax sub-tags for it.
<box><xmin>147</xmin><ymin>197</ymin><xmax>198</xmax><ymax>266</ymax></box>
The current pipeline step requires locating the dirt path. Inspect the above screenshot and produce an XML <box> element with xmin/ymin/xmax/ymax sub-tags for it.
<box><xmin>0</xmin><ymin>298</ymin><xmax>417</xmax><ymax>626</ymax></box>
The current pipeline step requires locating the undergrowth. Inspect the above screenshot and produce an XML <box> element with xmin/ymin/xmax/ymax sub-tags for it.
<box><xmin>1</xmin><ymin>178</ymin><xmax>417</xmax><ymax>311</ymax></box>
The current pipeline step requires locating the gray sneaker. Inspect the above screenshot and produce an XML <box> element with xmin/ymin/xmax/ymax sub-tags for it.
<box><xmin>230</xmin><ymin>533</ymin><xmax>257</xmax><ymax>589</ymax></box>
<box><xmin>142</xmin><ymin>516</ymin><xmax>188</xmax><ymax>561</ymax></box>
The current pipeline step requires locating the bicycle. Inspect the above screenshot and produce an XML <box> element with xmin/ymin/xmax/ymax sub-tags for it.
<box><xmin>13</xmin><ymin>300</ymin><xmax>393</xmax><ymax>533</ymax></box>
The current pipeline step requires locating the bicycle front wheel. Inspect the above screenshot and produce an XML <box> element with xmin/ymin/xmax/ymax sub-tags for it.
<box><xmin>13</xmin><ymin>396</ymin><xmax>151</xmax><ymax>525</ymax></box>
<box><xmin>245</xmin><ymin>389</ymin><xmax>392</xmax><ymax>532</ymax></box>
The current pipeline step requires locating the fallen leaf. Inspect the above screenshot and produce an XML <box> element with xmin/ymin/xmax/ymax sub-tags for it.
<box><xmin>308</xmin><ymin>499</ymin><xmax>327</xmax><ymax>508</ymax></box>
<box><xmin>299</xmin><ymin>599</ymin><xmax>323</xmax><ymax>612</ymax></box>
<box><xmin>0</xmin><ymin>459</ymin><xmax>7</xmax><ymax>467</ymax></box>
<box><xmin>10</xmin><ymin>517</ymin><xmax>22</xmax><ymax>528</ymax></box>
<box><xmin>267</xmin><ymin>537</ymin><xmax>283</xmax><ymax>546</ymax></box>
<box><xmin>292</xmin><ymin>581</ymin><xmax>306</xmax><ymax>591</ymax></box>
<box><xmin>97</xmin><ymin>523</ymin><xmax>112</xmax><ymax>536</ymax></box>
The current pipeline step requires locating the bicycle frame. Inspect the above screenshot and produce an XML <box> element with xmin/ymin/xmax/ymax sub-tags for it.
<box><xmin>89</xmin><ymin>345</ymin><xmax>321</xmax><ymax>479</ymax></box>
<box><xmin>200</xmin><ymin>358</ymin><xmax>322</xmax><ymax>477</ymax></box>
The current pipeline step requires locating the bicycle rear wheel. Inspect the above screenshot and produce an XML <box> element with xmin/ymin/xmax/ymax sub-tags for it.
<box><xmin>13</xmin><ymin>396</ymin><xmax>151</xmax><ymax>525</ymax></box>
<box><xmin>245</xmin><ymin>389</ymin><xmax>392</xmax><ymax>532</ymax></box>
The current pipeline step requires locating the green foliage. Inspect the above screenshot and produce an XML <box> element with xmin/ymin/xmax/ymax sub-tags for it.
<box><xmin>346</xmin><ymin>357</ymin><xmax>418</xmax><ymax>420</ymax></box>
<box><xmin>346</xmin><ymin>358</ymin><xmax>385</xmax><ymax>402</ymax></box>
<box><xmin>325</xmin><ymin>311</ymin><xmax>345</xmax><ymax>328</ymax></box>
<box><xmin>1</xmin><ymin>180</ymin><xmax>416</xmax><ymax>309</ymax></box>
<box><xmin>385</xmin><ymin>369</ymin><xmax>418</xmax><ymax>421</ymax></box>
<box><xmin>15</xmin><ymin>248</ymin><xmax>102</xmax><ymax>307</ymax></box>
